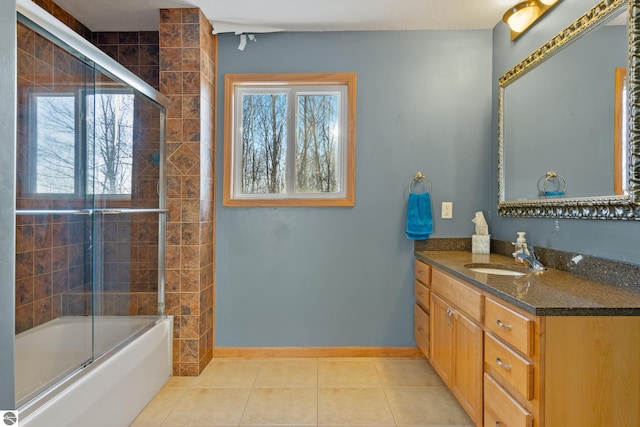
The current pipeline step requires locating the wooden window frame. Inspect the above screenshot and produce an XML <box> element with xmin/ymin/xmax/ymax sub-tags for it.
<box><xmin>223</xmin><ymin>73</ymin><xmax>356</xmax><ymax>207</ymax></box>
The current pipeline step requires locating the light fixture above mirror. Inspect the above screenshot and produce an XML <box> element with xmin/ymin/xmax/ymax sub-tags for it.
<box><xmin>503</xmin><ymin>0</ymin><xmax>562</xmax><ymax>41</ymax></box>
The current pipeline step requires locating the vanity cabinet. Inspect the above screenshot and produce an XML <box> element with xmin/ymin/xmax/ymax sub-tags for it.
<box><xmin>414</xmin><ymin>259</ymin><xmax>431</xmax><ymax>286</ymax></box>
<box><xmin>484</xmin><ymin>295</ymin><xmax>640</xmax><ymax>427</ymax></box>
<box><xmin>418</xmin><ymin>257</ymin><xmax>640</xmax><ymax>427</ymax></box>
<box><xmin>413</xmin><ymin>260</ymin><xmax>431</xmax><ymax>358</ymax></box>
<box><xmin>483</xmin><ymin>297</ymin><xmax>537</xmax><ymax>427</ymax></box>
<box><xmin>484</xmin><ymin>373</ymin><xmax>532</xmax><ymax>427</ymax></box>
<box><xmin>429</xmin><ymin>269</ymin><xmax>484</xmax><ymax>427</ymax></box>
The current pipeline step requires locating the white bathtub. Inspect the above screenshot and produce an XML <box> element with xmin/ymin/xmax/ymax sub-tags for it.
<box><xmin>17</xmin><ymin>316</ymin><xmax>172</xmax><ymax>427</ymax></box>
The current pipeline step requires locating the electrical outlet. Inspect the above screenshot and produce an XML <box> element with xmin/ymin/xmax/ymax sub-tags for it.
<box><xmin>442</xmin><ymin>202</ymin><xmax>453</xmax><ymax>219</ymax></box>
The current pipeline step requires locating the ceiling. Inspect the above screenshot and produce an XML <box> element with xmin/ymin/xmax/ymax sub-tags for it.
<box><xmin>53</xmin><ymin>0</ymin><xmax>515</xmax><ymax>34</ymax></box>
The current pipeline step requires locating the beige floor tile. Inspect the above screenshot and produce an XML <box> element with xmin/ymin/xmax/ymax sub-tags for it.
<box><xmin>193</xmin><ymin>359</ymin><xmax>263</xmax><ymax>388</ymax></box>
<box><xmin>254</xmin><ymin>358</ymin><xmax>318</xmax><ymax>387</ymax></box>
<box><xmin>318</xmin><ymin>387</ymin><xmax>395</xmax><ymax>426</ymax></box>
<box><xmin>240</xmin><ymin>387</ymin><xmax>317</xmax><ymax>425</ymax></box>
<box><xmin>162</xmin><ymin>388</ymin><xmax>251</xmax><ymax>426</ymax></box>
<box><xmin>131</xmin><ymin>388</ymin><xmax>186</xmax><ymax>426</ymax></box>
<box><xmin>375</xmin><ymin>359</ymin><xmax>445</xmax><ymax>387</ymax></box>
<box><xmin>318</xmin><ymin>359</ymin><xmax>381</xmax><ymax>387</ymax></box>
<box><xmin>165</xmin><ymin>375</ymin><xmax>199</xmax><ymax>388</ymax></box>
<box><xmin>132</xmin><ymin>357</ymin><xmax>470</xmax><ymax>427</ymax></box>
<box><xmin>385</xmin><ymin>387</ymin><xmax>473</xmax><ymax>426</ymax></box>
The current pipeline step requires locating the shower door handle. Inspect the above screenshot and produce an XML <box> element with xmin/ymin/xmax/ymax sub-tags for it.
<box><xmin>98</xmin><ymin>209</ymin><xmax>122</xmax><ymax>215</ymax></box>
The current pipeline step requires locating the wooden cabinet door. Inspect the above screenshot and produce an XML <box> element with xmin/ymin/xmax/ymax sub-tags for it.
<box><xmin>452</xmin><ymin>309</ymin><xmax>484</xmax><ymax>427</ymax></box>
<box><xmin>430</xmin><ymin>294</ymin><xmax>453</xmax><ymax>386</ymax></box>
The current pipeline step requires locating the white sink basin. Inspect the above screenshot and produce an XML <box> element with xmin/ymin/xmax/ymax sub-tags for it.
<box><xmin>464</xmin><ymin>263</ymin><xmax>527</xmax><ymax>277</ymax></box>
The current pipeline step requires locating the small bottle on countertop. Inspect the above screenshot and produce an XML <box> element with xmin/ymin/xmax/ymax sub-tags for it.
<box><xmin>513</xmin><ymin>231</ymin><xmax>529</xmax><ymax>266</ymax></box>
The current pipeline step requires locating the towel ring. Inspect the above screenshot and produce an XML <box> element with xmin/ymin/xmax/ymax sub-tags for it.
<box><xmin>409</xmin><ymin>172</ymin><xmax>432</xmax><ymax>193</ymax></box>
<box><xmin>543</xmin><ymin>171</ymin><xmax>567</xmax><ymax>197</ymax></box>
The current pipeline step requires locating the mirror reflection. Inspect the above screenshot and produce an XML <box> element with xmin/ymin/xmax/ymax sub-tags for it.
<box><xmin>503</xmin><ymin>7</ymin><xmax>627</xmax><ymax>201</ymax></box>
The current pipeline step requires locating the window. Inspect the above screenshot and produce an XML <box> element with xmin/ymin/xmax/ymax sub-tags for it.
<box><xmin>87</xmin><ymin>91</ymin><xmax>135</xmax><ymax>196</ymax></box>
<box><xmin>224</xmin><ymin>73</ymin><xmax>356</xmax><ymax>206</ymax></box>
<box><xmin>31</xmin><ymin>89</ymin><xmax>135</xmax><ymax>197</ymax></box>
<box><xmin>33</xmin><ymin>94</ymin><xmax>77</xmax><ymax>193</ymax></box>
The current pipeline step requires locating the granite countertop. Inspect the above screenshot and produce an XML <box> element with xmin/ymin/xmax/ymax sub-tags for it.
<box><xmin>415</xmin><ymin>251</ymin><xmax>640</xmax><ymax>316</ymax></box>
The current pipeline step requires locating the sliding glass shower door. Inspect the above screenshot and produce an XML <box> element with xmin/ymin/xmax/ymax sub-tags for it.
<box><xmin>15</xmin><ymin>13</ymin><xmax>167</xmax><ymax>408</ymax></box>
<box><xmin>90</xmin><ymin>68</ymin><xmax>166</xmax><ymax>357</ymax></box>
<box><xmin>15</xmin><ymin>26</ymin><xmax>96</xmax><ymax>405</ymax></box>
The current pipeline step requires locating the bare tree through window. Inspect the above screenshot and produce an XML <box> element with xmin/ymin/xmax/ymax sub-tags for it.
<box><xmin>88</xmin><ymin>93</ymin><xmax>134</xmax><ymax>195</ymax></box>
<box><xmin>33</xmin><ymin>91</ymin><xmax>134</xmax><ymax>196</ymax></box>
<box><xmin>241</xmin><ymin>93</ymin><xmax>287</xmax><ymax>194</ymax></box>
<box><xmin>224</xmin><ymin>73</ymin><xmax>356</xmax><ymax>206</ymax></box>
<box><xmin>34</xmin><ymin>95</ymin><xmax>76</xmax><ymax>193</ymax></box>
<box><xmin>239</xmin><ymin>92</ymin><xmax>339</xmax><ymax>195</ymax></box>
<box><xmin>296</xmin><ymin>94</ymin><xmax>339</xmax><ymax>193</ymax></box>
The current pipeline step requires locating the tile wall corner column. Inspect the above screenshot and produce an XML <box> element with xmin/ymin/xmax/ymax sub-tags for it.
<box><xmin>160</xmin><ymin>7</ymin><xmax>216</xmax><ymax>376</ymax></box>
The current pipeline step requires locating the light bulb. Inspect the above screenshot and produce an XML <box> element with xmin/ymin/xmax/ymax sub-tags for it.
<box><xmin>507</xmin><ymin>5</ymin><xmax>539</xmax><ymax>32</ymax></box>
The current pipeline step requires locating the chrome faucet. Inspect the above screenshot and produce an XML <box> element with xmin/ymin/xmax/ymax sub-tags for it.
<box><xmin>514</xmin><ymin>250</ymin><xmax>546</xmax><ymax>271</ymax></box>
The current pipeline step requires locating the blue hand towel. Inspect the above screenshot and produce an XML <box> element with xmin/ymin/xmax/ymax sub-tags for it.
<box><xmin>406</xmin><ymin>192</ymin><xmax>433</xmax><ymax>240</ymax></box>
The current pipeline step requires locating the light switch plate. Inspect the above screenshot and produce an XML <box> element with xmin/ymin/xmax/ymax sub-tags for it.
<box><xmin>442</xmin><ymin>202</ymin><xmax>453</xmax><ymax>219</ymax></box>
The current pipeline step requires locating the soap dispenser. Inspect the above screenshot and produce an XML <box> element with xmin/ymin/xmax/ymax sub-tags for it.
<box><xmin>513</xmin><ymin>232</ymin><xmax>529</xmax><ymax>266</ymax></box>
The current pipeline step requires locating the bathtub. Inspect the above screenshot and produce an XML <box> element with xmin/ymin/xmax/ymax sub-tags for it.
<box><xmin>17</xmin><ymin>315</ymin><xmax>172</xmax><ymax>427</ymax></box>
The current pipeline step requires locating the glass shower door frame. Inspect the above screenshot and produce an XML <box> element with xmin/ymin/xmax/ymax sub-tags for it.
<box><xmin>15</xmin><ymin>0</ymin><xmax>169</xmax><ymax>412</ymax></box>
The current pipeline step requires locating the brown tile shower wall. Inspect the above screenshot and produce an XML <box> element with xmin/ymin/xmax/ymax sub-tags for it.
<box><xmin>92</xmin><ymin>31</ymin><xmax>160</xmax><ymax>91</ymax></box>
<box><xmin>15</xmin><ymin>213</ymin><xmax>91</xmax><ymax>333</ymax></box>
<box><xmin>159</xmin><ymin>8</ymin><xmax>216</xmax><ymax>376</ymax></box>
<box><xmin>31</xmin><ymin>0</ymin><xmax>159</xmax><ymax>92</ymax></box>
<box><xmin>30</xmin><ymin>0</ymin><xmax>91</xmax><ymax>40</ymax></box>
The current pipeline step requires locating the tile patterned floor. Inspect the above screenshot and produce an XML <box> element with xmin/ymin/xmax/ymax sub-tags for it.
<box><xmin>130</xmin><ymin>357</ymin><xmax>474</xmax><ymax>427</ymax></box>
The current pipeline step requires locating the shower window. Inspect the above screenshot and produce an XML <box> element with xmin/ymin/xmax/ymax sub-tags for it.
<box><xmin>33</xmin><ymin>93</ymin><xmax>77</xmax><ymax>194</ymax></box>
<box><xmin>87</xmin><ymin>90</ymin><xmax>135</xmax><ymax>196</ymax></box>
<box><xmin>31</xmin><ymin>89</ymin><xmax>135</xmax><ymax>198</ymax></box>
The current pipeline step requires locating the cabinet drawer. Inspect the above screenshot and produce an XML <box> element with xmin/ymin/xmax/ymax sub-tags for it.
<box><xmin>485</xmin><ymin>297</ymin><xmax>534</xmax><ymax>356</ymax></box>
<box><xmin>414</xmin><ymin>304</ymin><xmax>429</xmax><ymax>358</ymax></box>
<box><xmin>485</xmin><ymin>333</ymin><xmax>533</xmax><ymax>401</ymax></box>
<box><xmin>484</xmin><ymin>373</ymin><xmax>533</xmax><ymax>427</ymax></box>
<box><xmin>415</xmin><ymin>280</ymin><xmax>430</xmax><ymax>311</ymax></box>
<box><xmin>415</xmin><ymin>260</ymin><xmax>431</xmax><ymax>285</ymax></box>
<box><xmin>431</xmin><ymin>269</ymin><xmax>483</xmax><ymax>323</ymax></box>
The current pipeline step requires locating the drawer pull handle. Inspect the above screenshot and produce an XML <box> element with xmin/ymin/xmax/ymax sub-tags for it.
<box><xmin>417</xmin><ymin>326</ymin><xmax>424</xmax><ymax>333</ymax></box>
<box><xmin>417</xmin><ymin>291</ymin><xmax>424</xmax><ymax>296</ymax></box>
<box><xmin>496</xmin><ymin>357</ymin><xmax>512</xmax><ymax>370</ymax></box>
<box><xmin>417</xmin><ymin>270</ymin><xmax>424</xmax><ymax>274</ymax></box>
<box><xmin>496</xmin><ymin>320</ymin><xmax>512</xmax><ymax>330</ymax></box>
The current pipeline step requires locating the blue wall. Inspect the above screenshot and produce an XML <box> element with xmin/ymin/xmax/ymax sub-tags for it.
<box><xmin>491</xmin><ymin>0</ymin><xmax>640</xmax><ymax>264</ymax></box>
<box><xmin>504</xmin><ymin>24</ymin><xmax>626</xmax><ymax>199</ymax></box>
<box><xmin>215</xmin><ymin>30</ymin><xmax>493</xmax><ymax>346</ymax></box>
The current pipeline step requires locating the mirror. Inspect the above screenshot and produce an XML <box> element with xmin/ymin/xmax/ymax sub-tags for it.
<box><xmin>498</xmin><ymin>0</ymin><xmax>640</xmax><ymax>219</ymax></box>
